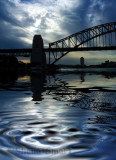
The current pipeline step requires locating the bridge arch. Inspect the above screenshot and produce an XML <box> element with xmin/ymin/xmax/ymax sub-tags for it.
<box><xmin>49</xmin><ymin>22</ymin><xmax>116</xmax><ymax>64</ymax></box>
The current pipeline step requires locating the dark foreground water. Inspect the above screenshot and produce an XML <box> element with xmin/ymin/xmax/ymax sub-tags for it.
<box><xmin>0</xmin><ymin>69</ymin><xmax>116</xmax><ymax>160</ymax></box>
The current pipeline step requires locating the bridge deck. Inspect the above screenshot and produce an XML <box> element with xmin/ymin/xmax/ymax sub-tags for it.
<box><xmin>0</xmin><ymin>46</ymin><xmax>116</xmax><ymax>55</ymax></box>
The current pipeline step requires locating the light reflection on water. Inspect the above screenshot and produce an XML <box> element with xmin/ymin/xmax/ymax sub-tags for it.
<box><xmin>0</xmin><ymin>70</ymin><xmax>116</xmax><ymax>160</ymax></box>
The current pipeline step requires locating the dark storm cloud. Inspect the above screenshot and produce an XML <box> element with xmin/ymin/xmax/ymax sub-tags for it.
<box><xmin>0</xmin><ymin>1</ymin><xmax>16</xmax><ymax>25</ymax></box>
<box><xmin>0</xmin><ymin>0</ymin><xmax>34</xmax><ymax>48</ymax></box>
<box><xmin>57</xmin><ymin>0</ymin><xmax>116</xmax><ymax>37</ymax></box>
<box><xmin>88</xmin><ymin>0</ymin><xmax>116</xmax><ymax>24</ymax></box>
<box><xmin>98</xmin><ymin>0</ymin><xmax>116</xmax><ymax>22</ymax></box>
<box><xmin>59</xmin><ymin>1</ymin><xmax>91</xmax><ymax>35</ymax></box>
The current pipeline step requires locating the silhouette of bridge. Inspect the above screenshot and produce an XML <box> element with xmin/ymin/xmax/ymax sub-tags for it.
<box><xmin>0</xmin><ymin>22</ymin><xmax>116</xmax><ymax>65</ymax></box>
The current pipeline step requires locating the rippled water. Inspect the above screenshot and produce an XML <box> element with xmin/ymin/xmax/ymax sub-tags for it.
<box><xmin>0</xmin><ymin>70</ymin><xmax>116</xmax><ymax>160</ymax></box>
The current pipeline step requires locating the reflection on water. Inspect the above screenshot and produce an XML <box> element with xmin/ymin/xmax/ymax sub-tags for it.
<box><xmin>31</xmin><ymin>74</ymin><xmax>46</xmax><ymax>102</ymax></box>
<box><xmin>0</xmin><ymin>70</ymin><xmax>116</xmax><ymax>160</ymax></box>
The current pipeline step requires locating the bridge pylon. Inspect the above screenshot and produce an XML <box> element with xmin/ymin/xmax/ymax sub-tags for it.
<box><xmin>31</xmin><ymin>35</ymin><xmax>46</xmax><ymax>67</ymax></box>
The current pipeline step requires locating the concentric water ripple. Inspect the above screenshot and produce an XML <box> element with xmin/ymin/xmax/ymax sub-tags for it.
<box><xmin>0</xmin><ymin>73</ymin><xmax>116</xmax><ymax>160</ymax></box>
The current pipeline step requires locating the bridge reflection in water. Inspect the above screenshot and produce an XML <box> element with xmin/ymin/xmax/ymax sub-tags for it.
<box><xmin>0</xmin><ymin>70</ymin><xmax>116</xmax><ymax>110</ymax></box>
<box><xmin>0</xmin><ymin>70</ymin><xmax>116</xmax><ymax>159</ymax></box>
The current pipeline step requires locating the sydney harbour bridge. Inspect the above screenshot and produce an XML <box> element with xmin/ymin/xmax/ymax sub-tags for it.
<box><xmin>0</xmin><ymin>22</ymin><xmax>116</xmax><ymax>65</ymax></box>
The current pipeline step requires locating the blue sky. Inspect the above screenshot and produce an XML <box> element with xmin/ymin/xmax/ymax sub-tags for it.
<box><xmin>0</xmin><ymin>0</ymin><xmax>116</xmax><ymax>64</ymax></box>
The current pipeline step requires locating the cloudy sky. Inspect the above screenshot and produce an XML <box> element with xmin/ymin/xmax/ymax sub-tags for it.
<box><xmin>0</xmin><ymin>0</ymin><xmax>116</xmax><ymax>64</ymax></box>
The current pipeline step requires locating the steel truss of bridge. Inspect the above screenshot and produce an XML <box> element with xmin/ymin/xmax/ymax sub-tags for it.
<box><xmin>0</xmin><ymin>22</ymin><xmax>116</xmax><ymax>64</ymax></box>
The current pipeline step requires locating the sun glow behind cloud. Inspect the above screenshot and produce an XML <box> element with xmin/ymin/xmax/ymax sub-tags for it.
<box><xmin>5</xmin><ymin>0</ymin><xmax>82</xmax><ymax>43</ymax></box>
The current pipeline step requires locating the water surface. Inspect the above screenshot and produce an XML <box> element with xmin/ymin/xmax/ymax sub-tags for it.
<box><xmin>0</xmin><ymin>70</ymin><xmax>116</xmax><ymax>160</ymax></box>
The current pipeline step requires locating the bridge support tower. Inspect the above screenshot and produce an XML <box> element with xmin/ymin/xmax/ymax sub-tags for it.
<box><xmin>31</xmin><ymin>35</ymin><xmax>46</xmax><ymax>67</ymax></box>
